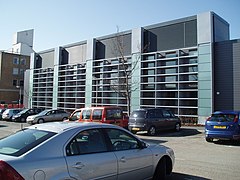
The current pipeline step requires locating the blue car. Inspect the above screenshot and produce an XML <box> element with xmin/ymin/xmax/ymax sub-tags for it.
<box><xmin>205</xmin><ymin>111</ymin><xmax>240</xmax><ymax>142</ymax></box>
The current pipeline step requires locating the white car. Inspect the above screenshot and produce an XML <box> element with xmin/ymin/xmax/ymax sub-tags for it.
<box><xmin>1</xmin><ymin>108</ymin><xmax>22</xmax><ymax>120</ymax></box>
<box><xmin>0</xmin><ymin>122</ymin><xmax>175</xmax><ymax>180</ymax></box>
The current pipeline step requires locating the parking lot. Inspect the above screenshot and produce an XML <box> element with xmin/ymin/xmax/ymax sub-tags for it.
<box><xmin>0</xmin><ymin>121</ymin><xmax>240</xmax><ymax>180</ymax></box>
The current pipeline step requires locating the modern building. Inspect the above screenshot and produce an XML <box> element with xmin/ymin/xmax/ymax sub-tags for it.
<box><xmin>0</xmin><ymin>29</ymin><xmax>34</xmax><ymax>106</ymax></box>
<box><xmin>25</xmin><ymin>11</ymin><xmax>240</xmax><ymax>124</ymax></box>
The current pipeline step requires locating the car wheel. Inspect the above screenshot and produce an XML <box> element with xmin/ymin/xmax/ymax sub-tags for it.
<box><xmin>153</xmin><ymin>157</ymin><xmax>166</xmax><ymax>180</ymax></box>
<box><xmin>20</xmin><ymin>117</ymin><xmax>25</xmax><ymax>122</ymax></box>
<box><xmin>175</xmin><ymin>123</ymin><xmax>181</xmax><ymax>132</ymax></box>
<box><xmin>62</xmin><ymin>117</ymin><xmax>68</xmax><ymax>121</ymax></box>
<box><xmin>206</xmin><ymin>137</ymin><xmax>213</xmax><ymax>142</ymax></box>
<box><xmin>148</xmin><ymin>126</ymin><xmax>156</xmax><ymax>136</ymax></box>
<box><xmin>38</xmin><ymin>119</ymin><xmax>45</xmax><ymax>124</ymax></box>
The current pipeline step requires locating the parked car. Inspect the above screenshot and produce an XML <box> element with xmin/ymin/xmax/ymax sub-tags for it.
<box><xmin>68</xmin><ymin>106</ymin><xmax>129</xmax><ymax>128</ymax></box>
<box><xmin>0</xmin><ymin>108</ymin><xmax>6</xmax><ymax>120</ymax></box>
<box><xmin>26</xmin><ymin>109</ymin><xmax>70</xmax><ymax>124</ymax></box>
<box><xmin>0</xmin><ymin>122</ymin><xmax>175</xmax><ymax>179</ymax></box>
<box><xmin>12</xmin><ymin>108</ymin><xmax>44</xmax><ymax>122</ymax></box>
<box><xmin>1</xmin><ymin>108</ymin><xmax>22</xmax><ymax>120</ymax></box>
<box><xmin>128</xmin><ymin>108</ymin><xmax>181</xmax><ymax>135</ymax></box>
<box><xmin>205</xmin><ymin>110</ymin><xmax>240</xmax><ymax>142</ymax></box>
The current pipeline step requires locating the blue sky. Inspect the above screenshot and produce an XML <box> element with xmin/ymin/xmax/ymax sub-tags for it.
<box><xmin>1</xmin><ymin>0</ymin><xmax>239</xmax><ymax>52</ymax></box>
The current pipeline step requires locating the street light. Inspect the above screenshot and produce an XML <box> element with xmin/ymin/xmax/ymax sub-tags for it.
<box><xmin>16</xmin><ymin>86</ymin><xmax>21</xmax><ymax>108</ymax></box>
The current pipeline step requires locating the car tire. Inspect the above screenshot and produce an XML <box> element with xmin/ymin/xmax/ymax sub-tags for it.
<box><xmin>38</xmin><ymin>119</ymin><xmax>45</xmax><ymax>124</ymax></box>
<box><xmin>175</xmin><ymin>123</ymin><xmax>181</xmax><ymax>132</ymax></box>
<box><xmin>153</xmin><ymin>157</ymin><xmax>166</xmax><ymax>180</ymax></box>
<box><xmin>148</xmin><ymin>126</ymin><xmax>156</xmax><ymax>136</ymax></box>
<box><xmin>206</xmin><ymin>137</ymin><xmax>213</xmax><ymax>142</ymax></box>
<box><xmin>62</xmin><ymin>117</ymin><xmax>68</xmax><ymax>121</ymax></box>
<box><xmin>20</xmin><ymin>117</ymin><xmax>25</xmax><ymax>122</ymax></box>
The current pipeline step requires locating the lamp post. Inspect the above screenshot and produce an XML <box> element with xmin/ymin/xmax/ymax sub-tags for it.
<box><xmin>16</xmin><ymin>86</ymin><xmax>21</xmax><ymax>108</ymax></box>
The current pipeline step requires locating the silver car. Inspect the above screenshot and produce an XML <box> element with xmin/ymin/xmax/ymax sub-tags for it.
<box><xmin>0</xmin><ymin>122</ymin><xmax>175</xmax><ymax>180</ymax></box>
<box><xmin>26</xmin><ymin>109</ymin><xmax>70</xmax><ymax>124</ymax></box>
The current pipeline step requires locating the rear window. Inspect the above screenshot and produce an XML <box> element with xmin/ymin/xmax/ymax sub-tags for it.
<box><xmin>130</xmin><ymin>110</ymin><xmax>146</xmax><ymax>118</ymax></box>
<box><xmin>92</xmin><ymin>109</ymin><xmax>103</xmax><ymax>120</ymax></box>
<box><xmin>106</xmin><ymin>109</ymin><xmax>122</xmax><ymax>120</ymax></box>
<box><xmin>210</xmin><ymin>114</ymin><xmax>237</xmax><ymax>122</ymax></box>
<box><xmin>0</xmin><ymin>129</ymin><xmax>56</xmax><ymax>156</ymax></box>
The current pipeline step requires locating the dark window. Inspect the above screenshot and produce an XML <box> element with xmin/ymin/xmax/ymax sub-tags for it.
<box><xmin>105</xmin><ymin>128</ymin><xmax>140</xmax><ymax>151</ymax></box>
<box><xmin>66</xmin><ymin>129</ymin><xmax>107</xmax><ymax>156</ymax></box>
<box><xmin>13</xmin><ymin>80</ymin><xmax>17</xmax><ymax>86</ymax></box>
<box><xmin>130</xmin><ymin>110</ymin><xmax>146</xmax><ymax>118</ymax></box>
<box><xmin>147</xmin><ymin>109</ymin><xmax>155</xmax><ymax>118</ymax></box>
<box><xmin>106</xmin><ymin>109</ymin><xmax>122</xmax><ymax>120</ymax></box>
<box><xmin>82</xmin><ymin>109</ymin><xmax>91</xmax><ymax>120</ymax></box>
<box><xmin>92</xmin><ymin>109</ymin><xmax>103</xmax><ymax>120</ymax></box>
<box><xmin>162</xmin><ymin>110</ymin><xmax>171</xmax><ymax>118</ymax></box>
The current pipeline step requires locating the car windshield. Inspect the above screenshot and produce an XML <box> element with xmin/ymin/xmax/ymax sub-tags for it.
<box><xmin>0</xmin><ymin>128</ymin><xmax>56</xmax><ymax>157</ymax></box>
<box><xmin>210</xmin><ymin>114</ymin><xmax>237</xmax><ymax>122</ymax></box>
<box><xmin>130</xmin><ymin>110</ymin><xmax>146</xmax><ymax>118</ymax></box>
<box><xmin>18</xmin><ymin>109</ymin><xmax>29</xmax><ymax>114</ymax></box>
<box><xmin>37</xmin><ymin>110</ymin><xmax>50</xmax><ymax>116</ymax></box>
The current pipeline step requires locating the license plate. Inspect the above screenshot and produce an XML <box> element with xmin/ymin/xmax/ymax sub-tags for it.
<box><xmin>132</xmin><ymin>128</ymin><xmax>140</xmax><ymax>131</ymax></box>
<box><xmin>213</xmin><ymin>126</ymin><xmax>226</xmax><ymax>129</ymax></box>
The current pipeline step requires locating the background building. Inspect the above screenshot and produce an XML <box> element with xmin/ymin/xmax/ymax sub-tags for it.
<box><xmin>26</xmin><ymin>12</ymin><xmax>240</xmax><ymax>124</ymax></box>
<box><xmin>0</xmin><ymin>52</ymin><xmax>30</xmax><ymax>105</ymax></box>
<box><xmin>0</xmin><ymin>29</ymin><xmax>33</xmax><ymax>106</ymax></box>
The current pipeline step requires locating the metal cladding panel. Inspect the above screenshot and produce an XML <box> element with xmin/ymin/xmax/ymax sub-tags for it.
<box><xmin>95</xmin><ymin>33</ymin><xmax>131</xmax><ymax>59</ymax></box>
<box><xmin>233</xmin><ymin>40</ymin><xmax>240</xmax><ymax>110</ymax></box>
<box><xmin>144</xmin><ymin>20</ymin><xmax>197</xmax><ymax>52</ymax></box>
<box><xmin>214</xmin><ymin>40</ymin><xmax>234</xmax><ymax>111</ymax></box>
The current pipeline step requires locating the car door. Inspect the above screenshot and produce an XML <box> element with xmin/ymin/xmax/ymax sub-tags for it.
<box><xmin>162</xmin><ymin>109</ymin><xmax>175</xmax><ymax>129</ymax></box>
<box><xmin>45</xmin><ymin>110</ymin><xmax>55</xmax><ymax>122</ymax></box>
<box><xmin>65</xmin><ymin>129</ymin><xmax>117</xmax><ymax>180</ymax></box>
<box><xmin>105</xmin><ymin>128</ymin><xmax>153</xmax><ymax>180</ymax></box>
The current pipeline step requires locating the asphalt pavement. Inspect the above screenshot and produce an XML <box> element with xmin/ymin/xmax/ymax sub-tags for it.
<box><xmin>0</xmin><ymin>121</ymin><xmax>239</xmax><ymax>180</ymax></box>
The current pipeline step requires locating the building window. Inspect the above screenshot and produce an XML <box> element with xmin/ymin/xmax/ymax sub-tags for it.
<box><xmin>13</xmin><ymin>68</ymin><xmax>19</xmax><ymax>75</ymax></box>
<box><xmin>20</xmin><ymin>80</ymin><xmax>24</xmax><ymax>86</ymax></box>
<box><xmin>20</xmin><ymin>58</ymin><xmax>26</xmax><ymax>65</ymax></box>
<box><xmin>13</xmin><ymin>80</ymin><xmax>17</xmax><ymax>86</ymax></box>
<box><xmin>20</xmin><ymin>69</ymin><xmax>25</xmax><ymax>74</ymax></box>
<box><xmin>13</xmin><ymin>57</ymin><xmax>19</xmax><ymax>64</ymax></box>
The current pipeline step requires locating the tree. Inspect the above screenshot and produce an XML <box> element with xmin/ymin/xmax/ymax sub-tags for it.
<box><xmin>110</xmin><ymin>27</ymin><xmax>145</xmax><ymax>116</ymax></box>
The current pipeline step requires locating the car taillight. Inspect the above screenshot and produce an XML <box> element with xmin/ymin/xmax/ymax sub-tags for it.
<box><xmin>233</xmin><ymin>115</ymin><xmax>239</xmax><ymax>123</ymax></box>
<box><xmin>0</xmin><ymin>161</ymin><xmax>24</xmax><ymax>180</ymax></box>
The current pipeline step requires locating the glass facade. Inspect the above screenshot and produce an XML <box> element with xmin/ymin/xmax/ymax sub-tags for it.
<box><xmin>140</xmin><ymin>48</ymin><xmax>198</xmax><ymax>118</ymax></box>
<box><xmin>27</xmin><ymin>12</ymin><xmax>231</xmax><ymax>124</ymax></box>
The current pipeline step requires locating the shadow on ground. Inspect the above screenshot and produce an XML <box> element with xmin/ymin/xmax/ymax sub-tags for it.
<box><xmin>137</xmin><ymin>127</ymin><xmax>202</xmax><ymax>138</ymax></box>
<box><xmin>213</xmin><ymin>139</ymin><xmax>240</xmax><ymax>146</ymax></box>
<box><xmin>0</xmin><ymin>125</ymin><xmax>7</xmax><ymax>128</ymax></box>
<box><xmin>167</xmin><ymin>172</ymin><xmax>211</xmax><ymax>180</ymax></box>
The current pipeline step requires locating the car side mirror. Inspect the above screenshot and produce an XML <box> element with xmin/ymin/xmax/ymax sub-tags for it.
<box><xmin>140</xmin><ymin>141</ymin><xmax>148</xmax><ymax>149</ymax></box>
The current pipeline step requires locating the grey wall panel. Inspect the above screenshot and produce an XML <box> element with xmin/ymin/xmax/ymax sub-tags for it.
<box><xmin>214</xmin><ymin>41</ymin><xmax>234</xmax><ymax>110</ymax></box>
<box><xmin>39</xmin><ymin>50</ymin><xmax>55</xmax><ymax>68</ymax></box>
<box><xmin>144</xmin><ymin>20</ymin><xmax>197</xmax><ymax>52</ymax></box>
<box><xmin>233</xmin><ymin>40</ymin><xmax>240</xmax><ymax>110</ymax></box>
<box><xmin>65</xmin><ymin>43</ymin><xmax>87</xmax><ymax>64</ymax></box>
<box><xmin>213</xmin><ymin>14</ymin><xmax>230</xmax><ymax>42</ymax></box>
<box><xmin>95</xmin><ymin>33</ymin><xmax>131</xmax><ymax>59</ymax></box>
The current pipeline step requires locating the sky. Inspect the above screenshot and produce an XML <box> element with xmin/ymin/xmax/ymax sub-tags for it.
<box><xmin>1</xmin><ymin>0</ymin><xmax>239</xmax><ymax>52</ymax></box>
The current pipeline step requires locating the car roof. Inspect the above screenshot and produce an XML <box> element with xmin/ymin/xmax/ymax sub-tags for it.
<box><xmin>213</xmin><ymin>110</ymin><xmax>240</xmax><ymax>115</ymax></box>
<box><xmin>27</xmin><ymin>122</ymin><xmax>119</xmax><ymax>133</ymax></box>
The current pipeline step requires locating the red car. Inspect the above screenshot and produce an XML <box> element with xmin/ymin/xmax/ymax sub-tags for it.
<box><xmin>68</xmin><ymin>106</ymin><xmax>128</xmax><ymax>128</ymax></box>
